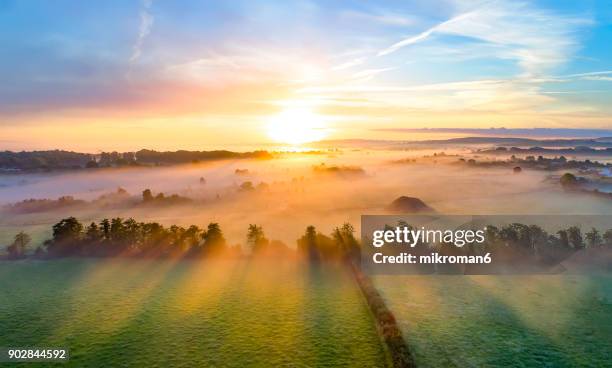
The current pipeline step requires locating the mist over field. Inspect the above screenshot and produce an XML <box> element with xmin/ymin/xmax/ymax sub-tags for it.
<box><xmin>2</xmin><ymin>149</ymin><xmax>610</xmax><ymax>248</ymax></box>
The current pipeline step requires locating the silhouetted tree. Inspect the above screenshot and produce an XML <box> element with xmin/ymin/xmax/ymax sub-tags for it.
<box><xmin>298</xmin><ymin>226</ymin><xmax>320</xmax><ymax>262</ymax></box>
<box><xmin>7</xmin><ymin>232</ymin><xmax>30</xmax><ymax>259</ymax></box>
<box><xmin>100</xmin><ymin>219</ymin><xmax>111</xmax><ymax>240</ymax></box>
<box><xmin>182</xmin><ymin>225</ymin><xmax>202</xmax><ymax>249</ymax></box>
<box><xmin>142</xmin><ymin>189</ymin><xmax>153</xmax><ymax>202</ymax></box>
<box><xmin>585</xmin><ymin>228</ymin><xmax>602</xmax><ymax>248</ymax></box>
<box><xmin>332</xmin><ymin>223</ymin><xmax>360</xmax><ymax>262</ymax></box>
<box><xmin>52</xmin><ymin>217</ymin><xmax>83</xmax><ymax>242</ymax></box>
<box><xmin>201</xmin><ymin>223</ymin><xmax>226</xmax><ymax>254</ymax></box>
<box><xmin>247</xmin><ymin>224</ymin><xmax>269</xmax><ymax>253</ymax></box>
<box><xmin>604</xmin><ymin>229</ymin><xmax>612</xmax><ymax>248</ymax></box>
<box><xmin>85</xmin><ymin>222</ymin><xmax>101</xmax><ymax>242</ymax></box>
<box><xmin>557</xmin><ymin>229</ymin><xmax>570</xmax><ymax>249</ymax></box>
<box><xmin>47</xmin><ymin>217</ymin><xmax>83</xmax><ymax>256</ymax></box>
<box><xmin>567</xmin><ymin>226</ymin><xmax>584</xmax><ymax>250</ymax></box>
<box><xmin>84</xmin><ymin>222</ymin><xmax>102</xmax><ymax>255</ymax></box>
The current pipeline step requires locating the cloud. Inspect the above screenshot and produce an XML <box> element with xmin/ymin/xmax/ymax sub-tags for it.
<box><xmin>331</xmin><ymin>57</ymin><xmax>366</xmax><ymax>71</ymax></box>
<box><xmin>377</xmin><ymin>12</ymin><xmax>472</xmax><ymax>56</ymax></box>
<box><xmin>377</xmin><ymin>1</ymin><xmax>592</xmax><ymax>76</ymax></box>
<box><xmin>583</xmin><ymin>76</ymin><xmax>612</xmax><ymax>82</ymax></box>
<box><xmin>298</xmin><ymin>77</ymin><xmax>560</xmax><ymax>114</ymax></box>
<box><xmin>566</xmin><ymin>70</ymin><xmax>612</xmax><ymax>77</ymax></box>
<box><xmin>351</xmin><ymin>67</ymin><xmax>395</xmax><ymax>81</ymax></box>
<box><xmin>130</xmin><ymin>0</ymin><xmax>154</xmax><ymax>63</ymax></box>
<box><xmin>340</xmin><ymin>10</ymin><xmax>416</xmax><ymax>26</ymax></box>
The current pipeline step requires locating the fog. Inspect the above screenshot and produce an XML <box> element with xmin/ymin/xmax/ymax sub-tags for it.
<box><xmin>1</xmin><ymin>150</ymin><xmax>611</xmax><ymax>246</ymax></box>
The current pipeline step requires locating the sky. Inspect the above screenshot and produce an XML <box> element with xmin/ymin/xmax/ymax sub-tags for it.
<box><xmin>1</xmin><ymin>0</ymin><xmax>611</xmax><ymax>151</ymax></box>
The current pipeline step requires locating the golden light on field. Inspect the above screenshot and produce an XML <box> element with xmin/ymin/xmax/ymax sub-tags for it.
<box><xmin>266</xmin><ymin>106</ymin><xmax>329</xmax><ymax>145</ymax></box>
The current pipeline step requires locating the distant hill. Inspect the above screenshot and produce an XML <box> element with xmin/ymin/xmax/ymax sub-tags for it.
<box><xmin>387</xmin><ymin>196</ymin><xmax>435</xmax><ymax>213</ymax></box>
<box><xmin>372</xmin><ymin>128</ymin><xmax>612</xmax><ymax>138</ymax></box>
<box><xmin>478</xmin><ymin>146</ymin><xmax>612</xmax><ymax>156</ymax></box>
<box><xmin>315</xmin><ymin>136</ymin><xmax>612</xmax><ymax>149</ymax></box>
<box><xmin>0</xmin><ymin>149</ymin><xmax>272</xmax><ymax>172</ymax></box>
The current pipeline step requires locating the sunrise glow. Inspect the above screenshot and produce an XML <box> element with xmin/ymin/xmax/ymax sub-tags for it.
<box><xmin>1</xmin><ymin>1</ymin><xmax>610</xmax><ymax>151</ymax></box>
<box><xmin>266</xmin><ymin>106</ymin><xmax>329</xmax><ymax>145</ymax></box>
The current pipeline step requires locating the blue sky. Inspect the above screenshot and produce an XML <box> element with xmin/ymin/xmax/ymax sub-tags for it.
<box><xmin>0</xmin><ymin>0</ymin><xmax>611</xmax><ymax>150</ymax></box>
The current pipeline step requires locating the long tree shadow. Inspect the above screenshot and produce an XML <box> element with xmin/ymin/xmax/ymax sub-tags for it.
<box><xmin>0</xmin><ymin>259</ymin><xmax>107</xmax><ymax>348</ymax></box>
<box><xmin>300</xmin><ymin>263</ymin><xmax>388</xmax><ymax>368</ymax></box>
<box><xmin>376</xmin><ymin>275</ymin><xmax>603</xmax><ymax>368</ymax></box>
<box><xmin>62</xmin><ymin>257</ymin><xmax>198</xmax><ymax>367</ymax></box>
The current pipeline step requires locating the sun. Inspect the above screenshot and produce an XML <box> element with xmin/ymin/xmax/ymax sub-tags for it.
<box><xmin>266</xmin><ymin>106</ymin><xmax>329</xmax><ymax>145</ymax></box>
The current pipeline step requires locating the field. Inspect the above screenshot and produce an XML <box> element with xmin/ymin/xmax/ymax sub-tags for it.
<box><xmin>0</xmin><ymin>259</ymin><xmax>388</xmax><ymax>367</ymax></box>
<box><xmin>374</xmin><ymin>275</ymin><xmax>612</xmax><ymax>368</ymax></box>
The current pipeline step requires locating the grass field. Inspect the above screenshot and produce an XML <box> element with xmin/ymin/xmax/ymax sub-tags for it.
<box><xmin>374</xmin><ymin>275</ymin><xmax>612</xmax><ymax>368</ymax></box>
<box><xmin>0</xmin><ymin>259</ymin><xmax>388</xmax><ymax>367</ymax></box>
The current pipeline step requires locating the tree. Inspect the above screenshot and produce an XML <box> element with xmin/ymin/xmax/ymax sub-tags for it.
<box><xmin>123</xmin><ymin>218</ymin><xmax>141</xmax><ymax>249</ymax></box>
<box><xmin>604</xmin><ymin>229</ymin><xmax>612</xmax><ymax>248</ymax></box>
<box><xmin>48</xmin><ymin>217</ymin><xmax>83</xmax><ymax>256</ymax></box>
<box><xmin>585</xmin><ymin>228</ymin><xmax>602</xmax><ymax>248</ymax></box>
<box><xmin>168</xmin><ymin>225</ymin><xmax>186</xmax><ymax>251</ymax></box>
<box><xmin>110</xmin><ymin>218</ymin><xmax>126</xmax><ymax>243</ymax></box>
<box><xmin>557</xmin><ymin>230</ymin><xmax>570</xmax><ymax>249</ymax></box>
<box><xmin>182</xmin><ymin>225</ymin><xmax>202</xmax><ymax>249</ymax></box>
<box><xmin>142</xmin><ymin>189</ymin><xmax>153</xmax><ymax>202</ymax></box>
<box><xmin>7</xmin><ymin>232</ymin><xmax>30</xmax><ymax>259</ymax></box>
<box><xmin>298</xmin><ymin>225</ymin><xmax>320</xmax><ymax>262</ymax></box>
<box><xmin>202</xmin><ymin>223</ymin><xmax>226</xmax><ymax>253</ymax></box>
<box><xmin>100</xmin><ymin>219</ymin><xmax>111</xmax><ymax>240</ymax></box>
<box><xmin>332</xmin><ymin>223</ymin><xmax>360</xmax><ymax>262</ymax></box>
<box><xmin>85</xmin><ymin>222</ymin><xmax>101</xmax><ymax>242</ymax></box>
<box><xmin>560</xmin><ymin>173</ymin><xmax>578</xmax><ymax>189</ymax></box>
<box><xmin>141</xmin><ymin>222</ymin><xmax>168</xmax><ymax>253</ymax></box>
<box><xmin>528</xmin><ymin>225</ymin><xmax>547</xmax><ymax>257</ymax></box>
<box><xmin>84</xmin><ymin>222</ymin><xmax>102</xmax><ymax>256</ymax></box>
<box><xmin>247</xmin><ymin>224</ymin><xmax>269</xmax><ymax>253</ymax></box>
<box><xmin>52</xmin><ymin>217</ymin><xmax>83</xmax><ymax>243</ymax></box>
<box><xmin>567</xmin><ymin>226</ymin><xmax>584</xmax><ymax>250</ymax></box>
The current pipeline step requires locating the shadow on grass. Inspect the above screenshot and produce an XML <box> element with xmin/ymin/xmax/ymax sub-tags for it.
<box><xmin>378</xmin><ymin>275</ymin><xmax>610</xmax><ymax>368</ymax></box>
<box><xmin>0</xmin><ymin>259</ymin><xmax>104</xmax><ymax>348</ymax></box>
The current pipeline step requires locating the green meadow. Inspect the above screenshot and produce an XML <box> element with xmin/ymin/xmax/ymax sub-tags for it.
<box><xmin>374</xmin><ymin>275</ymin><xmax>612</xmax><ymax>368</ymax></box>
<box><xmin>0</xmin><ymin>259</ymin><xmax>388</xmax><ymax>367</ymax></box>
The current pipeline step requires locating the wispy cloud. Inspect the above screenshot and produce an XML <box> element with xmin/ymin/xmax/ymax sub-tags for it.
<box><xmin>340</xmin><ymin>9</ymin><xmax>416</xmax><ymax>26</ymax></box>
<box><xmin>378</xmin><ymin>12</ymin><xmax>472</xmax><ymax>56</ymax></box>
<box><xmin>130</xmin><ymin>0</ymin><xmax>154</xmax><ymax>63</ymax></box>
<box><xmin>565</xmin><ymin>70</ymin><xmax>612</xmax><ymax>78</ymax></box>
<box><xmin>165</xmin><ymin>46</ymin><xmax>333</xmax><ymax>86</ymax></box>
<box><xmin>331</xmin><ymin>57</ymin><xmax>366</xmax><ymax>71</ymax></box>
<box><xmin>377</xmin><ymin>1</ymin><xmax>592</xmax><ymax>76</ymax></box>
<box><xmin>583</xmin><ymin>76</ymin><xmax>612</xmax><ymax>82</ymax></box>
<box><xmin>351</xmin><ymin>67</ymin><xmax>395</xmax><ymax>81</ymax></box>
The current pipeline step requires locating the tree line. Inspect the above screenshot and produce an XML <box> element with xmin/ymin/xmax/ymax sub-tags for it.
<box><xmin>375</xmin><ymin>222</ymin><xmax>612</xmax><ymax>272</ymax></box>
<box><xmin>0</xmin><ymin>149</ymin><xmax>272</xmax><ymax>171</ymax></box>
<box><xmin>3</xmin><ymin>218</ymin><xmax>609</xmax><ymax>268</ymax></box>
<box><xmin>478</xmin><ymin>223</ymin><xmax>612</xmax><ymax>264</ymax></box>
<box><xmin>1</xmin><ymin>217</ymin><xmax>361</xmax><ymax>263</ymax></box>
